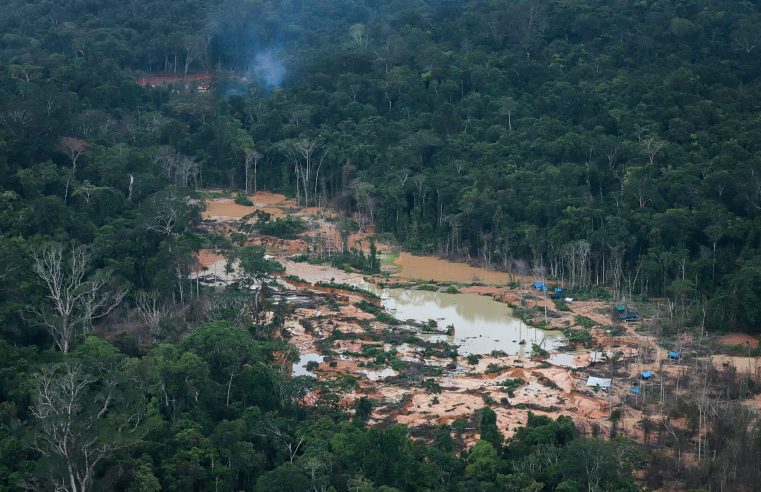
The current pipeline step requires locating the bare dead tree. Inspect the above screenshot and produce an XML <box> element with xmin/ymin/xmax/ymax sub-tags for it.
<box><xmin>58</xmin><ymin>137</ymin><xmax>88</xmax><ymax>205</ymax></box>
<box><xmin>134</xmin><ymin>291</ymin><xmax>170</xmax><ymax>340</ymax></box>
<box><xmin>733</xmin><ymin>18</ymin><xmax>761</xmax><ymax>54</ymax></box>
<box><xmin>349</xmin><ymin>23</ymin><xmax>369</xmax><ymax>50</ymax></box>
<box><xmin>175</xmin><ymin>155</ymin><xmax>199</xmax><ymax>188</ymax></box>
<box><xmin>145</xmin><ymin>189</ymin><xmax>192</xmax><ymax>252</ymax></box>
<box><xmin>153</xmin><ymin>146</ymin><xmax>177</xmax><ymax>181</ymax></box>
<box><xmin>30</xmin><ymin>245</ymin><xmax>124</xmax><ymax>352</ymax></box>
<box><xmin>280</xmin><ymin>138</ymin><xmax>321</xmax><ymax>206</ymax></box>
<box><xmin>80</xmin><ymin>270</ymin><xmax>126</xmax><ymax>332</ymax></box>
<box><xmin>0</xmin><ymin>109</ymin><xmax>35</xmax><ymax>138</ymax></box>
<box><xmin>182</xmin><ymin>35</ymin><xmax>199</xmax><ymax>78</ymax></box>
<box><xmin>255</xmin><ymin>416</ymin><xmax>306</xmax><ymax>463</ymax></box>
<box><xmin>31</xmin><ymin>362</ymin><xmax>143</xmax><ymax>492</ymax></box>
<box><xmin>563</xmin><ymin>240</ymin><xmax>592</xmax><ymax>288</ymax></box>
<box><xmin>0</xmin><ymin>249</ymin><xmax>15</xmax><ymax>281</ymax></box>
<box><xmin>244</xmin><ymin>148</ymin><xmax>263</xmax><ymax>195</ymax></box>
<box><xmin>640</xmin><ymin>136</ymin><xmax>666</xmax><ymax>167</ymax></box>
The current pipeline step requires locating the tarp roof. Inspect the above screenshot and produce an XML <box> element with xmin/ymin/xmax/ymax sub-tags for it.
<box><xmin>586</xmin><ymin>376</ymin><xmax>612</xmax><ymax>388</ymax></box>
<box><xmin>641</xmin><ymin>370</ymin><xmax>653</xmax><ymax>378</ymax></box>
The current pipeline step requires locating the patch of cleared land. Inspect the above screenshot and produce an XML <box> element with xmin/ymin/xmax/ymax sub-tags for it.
<box><xmin>197</xmin><ymin>191</ymin><xmax>761</xmax><ymax>446</ymax></box>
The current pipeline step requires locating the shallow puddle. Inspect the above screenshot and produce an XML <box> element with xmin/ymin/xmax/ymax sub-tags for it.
<box><xmin>358</xmin><ymin>367</ymin><xmax>398</xmax><ymax>380</ymax></box>
<box><xmin>292</xmin><ymin>353</ymin><xmax>324</xmax><ymax>377</ymax></box>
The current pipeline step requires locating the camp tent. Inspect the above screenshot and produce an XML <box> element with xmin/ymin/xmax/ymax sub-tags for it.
<box><xmin>668</xmin><ymin>351</ymin><xmax>680</xmax><ymax>360</ymax></box>
<box><xmin>641</xmin><ymin>370</ymin><xmax>653</xmax><ymax>380</ymax></box>
<box><xmin>533</xmin><ymin>281</ymin><xmax>547</xmax><ymax>292</ymax></box>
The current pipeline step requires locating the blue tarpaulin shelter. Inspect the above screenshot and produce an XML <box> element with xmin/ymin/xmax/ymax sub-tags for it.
<box><xmin>641</xmin><ymin>370</ymin><xmax>653</xmax><ymax>380</ymax></box>
<box><xmin>551</xmin><ymin>287</ymin><xmax>564</xmax><ymax>299</ymax></box>
<box><xmin>630</xmin><ymin>387</ymin><xmax>641</xmax><ymax>394</ymax></box>
<box><xmin>533</xmin><ymin>281</ymin><xmax>547</xmax><ymax>292</ymax></box>
<box><xmin>668</xmin><ymin>351</ymin><xmax>680</xmax><ymax>359</ymax></box>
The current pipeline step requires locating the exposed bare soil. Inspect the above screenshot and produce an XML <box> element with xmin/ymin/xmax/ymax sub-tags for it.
<box><xmin>197</xmin><ymin>190</ymin><xmax>761</xmax><ymax>448</ymax></box>
<box><xmin>394</xmin><ymin>253</ymin><xmax>512</xmax><ymax>284</ymax></box>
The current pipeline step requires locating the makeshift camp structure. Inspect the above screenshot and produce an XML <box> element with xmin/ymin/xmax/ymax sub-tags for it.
<box><xmin>668</xmin><ymin>351</ymin><xmax>681</xmax><ymax>360</ymax></box>
<box><xmin>551</xmin><ymin>287</ymin><xmax>564</xmax><ymax>299</ymax></box>
<box><xmin>586</xmin><ymin>376</ymin><xmax>612</xmax><ymax>389</ymax></box>
<box><xmin>533</xmin><ymin>281</ymin><xmax>547</xmax><ymax>292</ymax></box>
<box><xmin>641</xmin><ymin>370</ymin><xmax>654</xmax><ymax>380</ymax></box>
<box><xmin>614</xmin><ymin>304</ymin><xmax>640</xmax><ymax>322</ymax></box>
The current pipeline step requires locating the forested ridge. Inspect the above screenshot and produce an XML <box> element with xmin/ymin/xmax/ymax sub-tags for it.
<box><xmin>4</xmin><ymin>0</ymin><xmax>761</xmax><ymax>330</ymax></box>
<box><xmin>1</xmin><ymin>0</ymin><xmax>761</xmax><ymax>490</ymax></box>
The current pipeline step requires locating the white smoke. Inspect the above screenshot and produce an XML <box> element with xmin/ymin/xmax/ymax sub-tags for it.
<box><xmin>252</xmin><ymin>50</ymin><xmax>286</xmax><ymax>88</ymax></box>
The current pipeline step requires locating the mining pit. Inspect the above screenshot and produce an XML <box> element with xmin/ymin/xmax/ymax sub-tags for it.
<box><xmin>195</xmin><ymin>191</ymin><xmax>761</xmax><ymax>445</ymax></box>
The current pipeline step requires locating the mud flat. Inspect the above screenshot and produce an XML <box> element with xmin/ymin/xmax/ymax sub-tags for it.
<box><xmin>202</xmin><ymin>192</ymin><xmax>290</xmax><ymax>220</ymax></box>
<box><xmin>394</xmin><ymin>253</ymin><xmax>512</xmax><ymax>284</ymax></box>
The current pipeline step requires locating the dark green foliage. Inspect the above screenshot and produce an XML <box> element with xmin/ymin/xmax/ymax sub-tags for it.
<box><xmin>355</xmin><ymin>300</ymin><xmax>401</xmax><ymax>325</ymax></box>
<box><xmin>477</xmin><ymin>407</ymin><xmax>503</xmax><ymax>449</ymax></box>
<box><xmin>354</xmin><ymin>396</ymin><xmax>373</xmax><ymax>424</ymax></box>
<box><xmin>368</xmin><ymin>239</ymin><xmax>379</xmax><ymax>273</ymax></box>
<box><xmin>235</xmin><ymin>193</ymin><xmax>254</xmax><ymax>206</ymax></box>
<box><xmin>500</xmin><ymin>378</ymin><xmax>525</xmax><ymax>398</ymax></box>
<box><xmin>257</xmin><ymin>215</ymin><xmax>305</xmax><ymax>239</ymax></box>
<box><xmin>1</xmin><ymin>0</ymin><xmax>760</xmax><ymax>490</ymax></box>
<box><xmin>256</xmin><ymin>463</ymin><xmax>311</xmax><ymax>492</ymax></box>
<box><xmin>423</xmin><ymin>378</ymin><xmax>442</xmax><ymax>393</ymax></box>
<box><xmin>532</xmin><ymin>343</ymin><xmax>548</xmax><ymax>357</ymax></box>
<box><xmin>574</xmin><ymin>315</ymin><xmax>597</xmax><ymax>329</ymax></box>
<box><xmin>236</xmin><ymin>245</ymin><xmax>283</xmax><ymax>285</ymax></box>
<box><xmin>563</xmin><ymin>328</ymin><xmax>593</xmax><ymax>346</ymax></box>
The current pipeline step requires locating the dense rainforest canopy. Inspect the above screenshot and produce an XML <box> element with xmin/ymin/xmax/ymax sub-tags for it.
<box><xmin>1</xmin><ymin>0</ymin><xmax>761</xmax><ymax>490</ymax></box>
<box><xmin>2</xmin><ymin>0</ymin><xmax>761</xmax><ymax>332</ymax></box>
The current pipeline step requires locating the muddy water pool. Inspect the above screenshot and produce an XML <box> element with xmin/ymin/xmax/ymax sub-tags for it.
<box><xmin>380</xmin><ymin>289</ymin><xmax>564</xmax><ymax>356</ymax></box>
<box><xmin>281</xmin><ymin>260</ymin><xmax>564</xmax><ymax>357</ymax></box>
<box><xmin>394</xmin><ymin>252</ymin><xmax>512</xmax><ymax>284</ymax></box>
